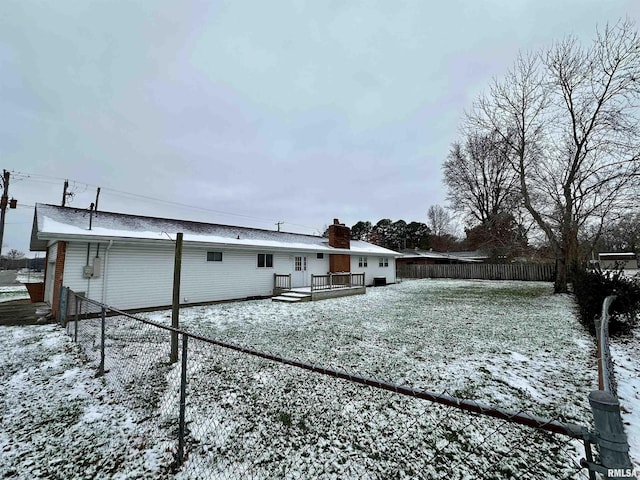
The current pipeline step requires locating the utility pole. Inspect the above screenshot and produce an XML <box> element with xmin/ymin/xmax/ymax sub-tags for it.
<box><xmin>276</xmin><ymin>221</ymin><xmax>284</xmax><ymax>232</ymax></box>
<box><xmin>0</xmin><ymin>170</ymin><xmax>9</xmax><ymax>259</ymax></box>
<box><xmin>61</xmin><ymin>179</ymin><xmax>69</xmax><ymax>206</ymax></box>
<box><xmin>95</xmin><ymin>187</ymin><xmax>101</xmax><ymax>212</ymax></box>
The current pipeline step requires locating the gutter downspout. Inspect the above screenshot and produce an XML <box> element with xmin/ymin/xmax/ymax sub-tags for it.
<box><xmin>101</xmin><ymin>240</ymin><xmax>113</xmax><ymax>304</ymax></box>
<box><xmin>86</xmin><ymin>242</ymin><xmax>92</xmax><ymax>298</ymax></box>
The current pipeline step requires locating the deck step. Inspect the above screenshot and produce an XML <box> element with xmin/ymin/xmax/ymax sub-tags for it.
<box><xmin>272</xmin><ymin>295</ymin><xmax>303</xmax><ymax>303</ymax></box>
<box><xmin>282</xmin><ymin>292</ymin><xmax>310</xmax><ymax>298</ymax></box>
<box><xmin>272</xmin><ymin>291</ymin><xmax>312</xmax><ymax>303</ymax></box>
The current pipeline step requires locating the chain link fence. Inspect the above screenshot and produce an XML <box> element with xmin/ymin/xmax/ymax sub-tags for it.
<box><xmin>59</xmin><ymin>287</ymin><xmax>605</xmax><ymax>479</ymax></box>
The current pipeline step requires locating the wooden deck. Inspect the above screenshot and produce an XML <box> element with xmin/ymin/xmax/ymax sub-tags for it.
<box><xmin>273</xmin><ymin>272</ymin><xmax>367</xmax><ymax>302</ymax></box>
<box><xmin>0</xmin><ymin>300</ymin><xmax>52</xmax><ymax>326</ymax></box>
<box><xmin>272</xmin><ymin>285</ymin><xmax>366</xmax><ymax>303</ymax></box>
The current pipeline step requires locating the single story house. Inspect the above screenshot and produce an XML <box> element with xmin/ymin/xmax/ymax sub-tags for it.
<box><xmin>396</xmin><ymin>249</ymin><xmax>486</xmax><ymax>266</ymax></box>
<box><xmin>30</xmin><ymin>204</ymin><xmax>400</xmax><ymax>314</ymax></box>
<box><xmin>597</xmin><ymin>252</ymin><xmax>638</xmax><ymax>270</ymax></box>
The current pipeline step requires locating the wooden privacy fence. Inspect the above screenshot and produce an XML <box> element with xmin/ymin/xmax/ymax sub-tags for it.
<box><xmin>397</xmin><ymin>263</ymin><xmax>555</xmax><ymax>282</ymax></box>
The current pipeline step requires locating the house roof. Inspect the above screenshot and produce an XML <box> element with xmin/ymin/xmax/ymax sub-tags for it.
<box><xmin>30</xmin><ymin>204</ymin><xmax>401</xmax><ymax>256</ymax></box>
<box><xmin>397</xmin><ymin>249</ymin><xmax>484</xmax><ymax>263</ymax></box>
<box><xmin>598</xmin><ymin>252</ymin><xmax>637</xmax><ymax>259</ymax></box>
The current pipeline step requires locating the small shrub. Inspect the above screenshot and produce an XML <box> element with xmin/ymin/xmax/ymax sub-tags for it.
<box><xmin>572</xmin><ymin>267</ymin><xmax>640</xmax><ymax>336</ymax></box>
<box><xmin>277</xmin><ymin>411</ymin><xmax>293</xmax><ymax>428</ymax></box>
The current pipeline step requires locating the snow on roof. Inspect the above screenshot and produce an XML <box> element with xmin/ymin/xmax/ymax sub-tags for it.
<box><xmin>598</xmin><ymin>252</ymin><xmax>637</xmax><ymax>258</ymax></box>
<box><xmin>30</xmin><ymin>204</ymin><xmax>400</xmax><ymax>256</ymax></box>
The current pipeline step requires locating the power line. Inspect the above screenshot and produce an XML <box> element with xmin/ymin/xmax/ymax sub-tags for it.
<box><xmin>10</xmin><ymin>170</ymin><xmax>321</xmax><ymax>233</ymax></box>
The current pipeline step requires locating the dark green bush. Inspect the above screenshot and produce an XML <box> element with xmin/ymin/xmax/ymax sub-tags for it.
<box><xmin>571</xmin><ymin>267</ymin><xmax>640</xmax><ymax>336</ymax></box>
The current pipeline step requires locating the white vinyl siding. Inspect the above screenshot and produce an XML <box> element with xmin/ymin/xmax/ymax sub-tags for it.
<box><xmin>63</xmin><ymin>242</ymin><xmax>106</xmax><ymax>302</ymax></box>
<box><xmin>305</xmin><ymin>254</ymin><xmax>330</xmax><ymax>278</ymax></box>
<box><xmin>351</xmin><ymin>256</ymin><xmax>396</xmax><ymax>286</ymax></box>
<box><xmin>179</xmin><ymin>249</ymin><xmax>287</xmax><ymax>305</ymax></box>
<box><xmin>58</xmin><ymin>240</ymin><xmax>395</xmax><ymax>309</ymax></box>
<box><xmin>62</xmin><ymin>242</ymin><xmax>296</xmax><ymax>310</ymax></box>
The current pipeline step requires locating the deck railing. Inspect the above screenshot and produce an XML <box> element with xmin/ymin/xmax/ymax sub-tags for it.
<box><xmin>311</xmin><ymin>273</ymin><xmax>365</xmax><ymax>291</ymax></box>
<box><xmin>274</xmin><ymin>274</ymin><xmax>291</xmax><ymax>291</ymax></box>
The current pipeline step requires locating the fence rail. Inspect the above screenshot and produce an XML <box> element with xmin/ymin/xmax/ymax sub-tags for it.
<box><xmin>397</xmin><ymin>263</ymin><xmax>556</xmax><ymax>281</ymax></box>
<box><xmin>58</xmin><ymin>285</ymin><xmax>604</xmax><ymax>479</ymax></box>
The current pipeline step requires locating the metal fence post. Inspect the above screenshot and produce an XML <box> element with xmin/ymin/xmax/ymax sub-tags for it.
<box><xmin>74</xmin><ymin>296</ymin><xmax>80</xmax><ymax>342</ymax></box>
<box><xmin>58</xmin><ymin>286</ymin><xmax>67</xmax><ymax>325</ymax></box>
<box><xmin>98</xmin><ymin>306</ymin><xmax>106</xmax><ymax>376</ymax></box>
<box><xmin>588</xmin><ymin>390</ymin><xmax>634</xmax><ymax>479</ymax></box>
<box><xmin>178</xmin><ymin>333</ymin><xmax>188</xmax><ymax>465</ymax></box>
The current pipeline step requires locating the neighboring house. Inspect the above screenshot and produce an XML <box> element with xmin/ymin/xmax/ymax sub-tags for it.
<box><xmin>30</xmin><ymin>204</ymin><xmax>400</xmax><ymax>314</ymax></box>
<box><xmin>597</xmin><ymin>252</ymin><xmax>639</xmax><ymax>270</ymax></box>
<box><xmin>396</xmin><ymin>249</ymin><xmax>486</xmax><ymax>266</ymax></box>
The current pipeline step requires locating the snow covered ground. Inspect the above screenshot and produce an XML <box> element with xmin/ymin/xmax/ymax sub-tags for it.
<box><xmin>2</xmin><ymin>279</ymin><xmax>637</xmax><ymax>478</ymax></box>
<box><xmin>610</xmin><ymin>329</ymin><xmax>640</xmax><ymax>471</ymax></box>
<box><xmin>16</xmin><ymin>272</ymin><xmax>44</xmax><ymax>284</ymax></box>
<box><xmin>0</xmin><ymin>324</ymin><xmax>175</xmax><ymax>479</ymax></box>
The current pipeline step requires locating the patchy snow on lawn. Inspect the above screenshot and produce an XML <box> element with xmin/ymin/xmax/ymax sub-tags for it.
<box><xmin>134</xmin><ymin>279</ymin><xmax>596</xmax><ymax>478</ymax></box>
<box><xmin>16</xmin><ymin>272</ymin><xmax>44</xmax><ymax>284</ymax></box>
<box><xmin>145</xmin><ymin>279</ymin><xmax>594</xmax><ymax>415</ymax></box>
<box><xmin>610</xmin><ymin>328</ymin><xmax>640</xmax><ymax>469</ymax></box>
<box><xmin>0</xmin><ymin>324</ymin><xmax>175</xmax><ymax>480</ymax></box>
<box><xmin>2</xmin><ymin>279</ymin><xmax>609</xmax><ymax>479</ymax></box>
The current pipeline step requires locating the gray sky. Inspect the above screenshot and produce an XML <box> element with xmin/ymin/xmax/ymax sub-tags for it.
<box><xmin>2</xmin><ymin>0</ymin><xmax>639</xmax><ymax>257</ymax></box>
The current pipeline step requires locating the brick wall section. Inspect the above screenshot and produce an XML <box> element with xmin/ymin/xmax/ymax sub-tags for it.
<box><xmin>328</xmin><ymin>219</ymin><xmax>351</xmax><ymax>273</ymax></box>
<box><xmin>51</xmin><ymin>241</ymin><xmax>66</xmax><ymax>317</ymax></box>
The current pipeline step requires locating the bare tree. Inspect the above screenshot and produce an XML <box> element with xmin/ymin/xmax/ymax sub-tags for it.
<box><xmin>467</xmin><ymin>19</ymin><xmax>640</xmax><ymax>292</ymax></box>
<box><xmin>444</xmin><ymin>132</ymin><xmax>520</xmax><ymax>225</ymax></box>
<box><xmin>596</xmin><ymin>212</ymin><xmax>640</xmax><ymax>253</ymax></box>
<box><xmin>427</xmin><ymin>205</ymin><xmax>451</xmax><ymax>237</ymax></box>
<box><xmin>2</xmin><ymin>249</ymin><xmax>25</xmax><ymax>270</ymax></box>
<box><xmin>6</xmin><ymin>249</ymin><xmax>24</xmax><ymax>260</ymax></box>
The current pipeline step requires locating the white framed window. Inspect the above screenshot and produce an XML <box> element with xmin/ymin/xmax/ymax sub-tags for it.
<box><xmin>358</xmin><ymin>257</ymin><xmax>368</xmax><ymax>268</ymax></box>
<box><xmin>379</xmin><ymin>257</ymin><xmax>389</xmax><ymax>267</ymax></box>
<box><xmin>207</xmin><ymin>251</ymin><xmax>223</xmax><ymax>262</ymax></box>
<box><xmin>258</xmin><ymin>253</ymin><xmax>273</xmax><ymax>268</ymax></box>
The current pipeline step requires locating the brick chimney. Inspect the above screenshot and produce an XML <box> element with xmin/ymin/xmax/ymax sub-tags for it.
<box><xmin>328</xmin><ymin>219</ymin><xmax>351</xmax><ymax>272</ymax></box>
<box><xmin>328</xmin><ymin>218</ymin><xmax>350</xmax><ymax>249</ymax></box>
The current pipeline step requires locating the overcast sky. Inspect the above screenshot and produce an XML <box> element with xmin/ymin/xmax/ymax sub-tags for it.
<box><xmin>2</xmin><ymin>0</ymin><xmax>639</xmax><ymax>257</ymax></box>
